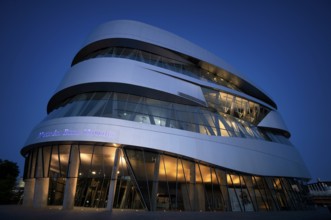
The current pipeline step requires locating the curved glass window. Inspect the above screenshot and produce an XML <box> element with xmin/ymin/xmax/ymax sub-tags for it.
<box><xmin>78</xmin><ymin>46</ymin><xmax>271</xmax><ymax>124</ymax></box>
<box><xmin>202</xmin><ymin>88</ymin><xmax>269</xmax><ymax>124</ymax></box>
<box><xmin>23</xmin><ymin>144</ymin><xmax>306</xmax><ymax>211</ymax></box>
<box><xmin>46</xmin><ymin>92</ymin><xmax>290</xmax><ymax>145</ymax></box>
<box><xmin>80</xmin><ymin>46</ymin><xmax>242</xmax><ymax>92</ymax></box>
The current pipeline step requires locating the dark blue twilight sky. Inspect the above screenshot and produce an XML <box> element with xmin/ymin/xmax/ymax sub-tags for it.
<box><xmin>0</xmin><ymin>0</ymin><xmax>330</xmax><ymax>182</ymax></box>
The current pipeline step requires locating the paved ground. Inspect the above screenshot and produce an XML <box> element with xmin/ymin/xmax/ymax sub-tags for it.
<box><xmin>0</xmin><ymin>205</ymin><xmax>330</xmax><ymax>220</ymax></box>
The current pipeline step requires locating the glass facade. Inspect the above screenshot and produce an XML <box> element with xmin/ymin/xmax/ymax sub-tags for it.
<box><xmin>21</xmin><ymin>20</ymin><xmax>308</xmax><ymax>212</ymax></box>
<box><xmin>46</xmin><ymin>92</ymin><xmax>290</xmax><ymax>145</ymax></box>
<box><xmin>23</xmin><ymin>143</ymin><xmax>307</xmax><ymax>211</ymax></box>
<box><xmin>79</xmin><ymin>46</ymin><xmax>242</xmax><ymax>92</ymax></box>
<box><xmin>202</xmin><ymin>88</ymin><xmax>268</xmax><ymax>124</ymax></box>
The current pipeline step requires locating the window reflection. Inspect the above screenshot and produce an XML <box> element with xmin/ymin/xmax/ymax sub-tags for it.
<box><xmin>23</xmin><ymin>144</ymin><xmax>306</xmax><ymax>211</ymax></box>
<box><xmin>79</xmin><ymin>46</ymin><xmax>241</xmax><ymax>92</ymax></box>
<box><xmin>46</xmin><ymin>92</ymin><xmax>290</xmax><ymax>145</ymax></box>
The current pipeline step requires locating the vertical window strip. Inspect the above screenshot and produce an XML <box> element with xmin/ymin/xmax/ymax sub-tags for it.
<box><xmin>264</xmin><ymin>177</ymin><xmax>279</xmax><ymax>211</ymax></box>
<box><xmin>213</xmin><ymin>168</ymin><xmax>227</xmax><ymax>211</ymax></box>
<box><xmin>279</xmin><ymin>178</ymin><xmax>296</xmax><ymax>209</ymax></box>
<box><xmin>161</xmin><ymin>154</ymin><xmax>172</xmax><ymax>210</ymax></box>
<box><xmin>56</xmin><ymin>145</ymin><xmax>62</xmax><ymax>177</ymax></box>
<box><xmin>243</xmin><ymin>176</ymin><xmax>259</xmax><ymax>211</ymax></box>
<box><xmin>252</xmin><ymin>176</ymin><xmax>270</xmax><ymax>211</ymax></box>
<box><xmin>123</xmin><ymin>149</ymin><xmax>148</xmax><ymax>210</ymax></box>
<box><xmin>142</xmin><ymin>150</ymin><xmax>152</xmax><ymax>210</ymax></box>
<box><xmin>240</xmin><ymin>175</ymin><xmax>255</xmax><ymax>211</ymax></box>
<box><xmin>197</xmin><ymin>163</ymin><xmax>212</xmax><ymax>211</ymax></box>
<box><xmin>180</xmin><ymin>158</ymin><xmax>192</xmax><ymax>211</ymax></box>
<box><xmin>175</xmin><ymin>156</ymin><xmax>179</xmax><ymax>210</ymax></box>
<box><xmin>228</xmin><ymin>173</ymin><xmax>243</xmax><ymax>212</ymax></box>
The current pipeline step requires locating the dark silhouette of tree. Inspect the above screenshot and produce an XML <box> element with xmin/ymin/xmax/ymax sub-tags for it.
<box><xmin>0</xmin><ymin>159</ymin><xmax>19</xmax><ymax>204</ymax></box>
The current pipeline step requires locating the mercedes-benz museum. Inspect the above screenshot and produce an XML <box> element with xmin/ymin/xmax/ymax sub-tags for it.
<box><xmin>21</xmin><ymin>20</ymin><xmax>310</xmax><ymax>211</ymax></box>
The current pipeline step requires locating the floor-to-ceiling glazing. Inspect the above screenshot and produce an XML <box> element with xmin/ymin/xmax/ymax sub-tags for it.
<box><xmin>23</xmin><ymin>143</ymin><xmax>307</xmax><ymax>211</ymax></box>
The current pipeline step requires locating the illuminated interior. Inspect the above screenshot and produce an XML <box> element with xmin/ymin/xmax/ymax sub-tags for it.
<box><xmin>23</xmin><ymin>143</ymin><xmax>306</xmax><ymax>211</ymax></box>
<box><xmin>45</xmin><ymin>92</ymin><xmax>290</xmax><ymax>145</ymax></box>
<box><xmin>20</xmin><ymin>20</ymin><xmax>308</xmax><ymax>212</ymax></box>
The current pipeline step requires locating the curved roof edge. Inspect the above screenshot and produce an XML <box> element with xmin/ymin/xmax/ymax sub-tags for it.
<box><xmin>258</xmin><ymin>110</ymin><xmax>290</xmax><ymax>137</ymax></box>
<box><xmin>73</xmin><ymin>20</ymin><xmax>277</xmax><ymax>108</ymax></box>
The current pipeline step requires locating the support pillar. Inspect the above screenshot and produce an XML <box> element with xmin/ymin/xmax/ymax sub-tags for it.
<box><xmin>33</xmin><ymin>178</ymin><xmax>50</xmax><ymax>208</ymax></box>
<box><xmin>106</xmin><ymin>148</ymin><xmax>121</xmax><ymax>210</ymax></box>
<box><xmin>33</xmin><ymin>148</ymin><xmax>49</xmax><ymax>208</ymax></box>
<box><xmin>23</xmin><ymin>178</ymin><xmax>35</xmax><ymax>207</ymax></box>
<box><xmin>62</xmin><ymin>145</ymin><xmax>80</xmax><ymax>210</ymax></box>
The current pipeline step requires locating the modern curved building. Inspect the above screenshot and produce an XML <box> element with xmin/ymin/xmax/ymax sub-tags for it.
<box><xmin>21</xmin><ymin>20</ymin><xmax>310</xmax><ymax>212</ymax></box>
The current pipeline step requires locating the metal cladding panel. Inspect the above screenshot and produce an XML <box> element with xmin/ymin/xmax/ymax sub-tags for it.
<box><xmin>53</xmin><ymin>58</ymin><xmax>206</xmax><ymax>106</ymax></box>
<box><xmin>22</xmin><ymin>20</ymin><xmax>310</xmax><ymax>182</ymax></box>
<box><xmin>24</xmin><ymin>117</ymin><xmax>310</xmax><ymax>179</ymax></box>
<box><xmin>79</xmin><ymin>20</ymin><xmax>275</xmax><ymax>107</ymax></box>
<box><xmin>83</xmin><ymin>20</ymin><xmax>237</xmax><ymax>76</ymax></box>
<box><xmin>258</xmin><ymin>110</ymin><xmax>290</xmax><ymax>134</ymax></box>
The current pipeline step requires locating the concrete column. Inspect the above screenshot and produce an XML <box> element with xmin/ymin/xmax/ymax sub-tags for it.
<box><xmin>62</xmin><ymin>145</ymin><xmax>80</xmax><ymax>210</ymax></box>
<box><xmin>33</xmin><ymin>148</ymin><xmax>50</xmax><ymax>208</ymax></box>
<box><xmin>150</xmin><ymin>154</ymin><xmax>160</xmax><ymax>211</ymax></box>
<box><xmin>106</xmin><ymin>148</ymin><xmax>121</xmax><ymax>210</ymax></box>
<box><xmin>23</xmin><ymin>178</ymin><xmax>35</xmax><ymax>206</ymax></box>
<box><xmin>33</xmin><ymin>178</ymin><xmax>50</xmax><ymax>208</ymax></box>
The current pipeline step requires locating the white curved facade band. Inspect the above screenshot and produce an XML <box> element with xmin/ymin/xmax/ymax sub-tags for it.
<box><xmin>54</xmin><ymin>58</ymin><xmax>207</xmax><ymax>106</ymax></box>
<box><xmin>258</xmin><ymin>110</ymin><xmax>290</xmax><ymax>134</ymax></box>
<box><xmin>21</xmin><ymin>20</ymin><xmax>310</xmax><ymax>212</ymax></box>
<box><xmin>25</xmin><ymin>117</ymin><xmax>308</xmax><ymax>178</ymax></box>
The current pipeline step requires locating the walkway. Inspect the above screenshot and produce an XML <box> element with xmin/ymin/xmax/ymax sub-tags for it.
<box><xmin>0</xmin><ymin>205</ymin><xmax>330</xmax><ymax>220</ymax></box>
